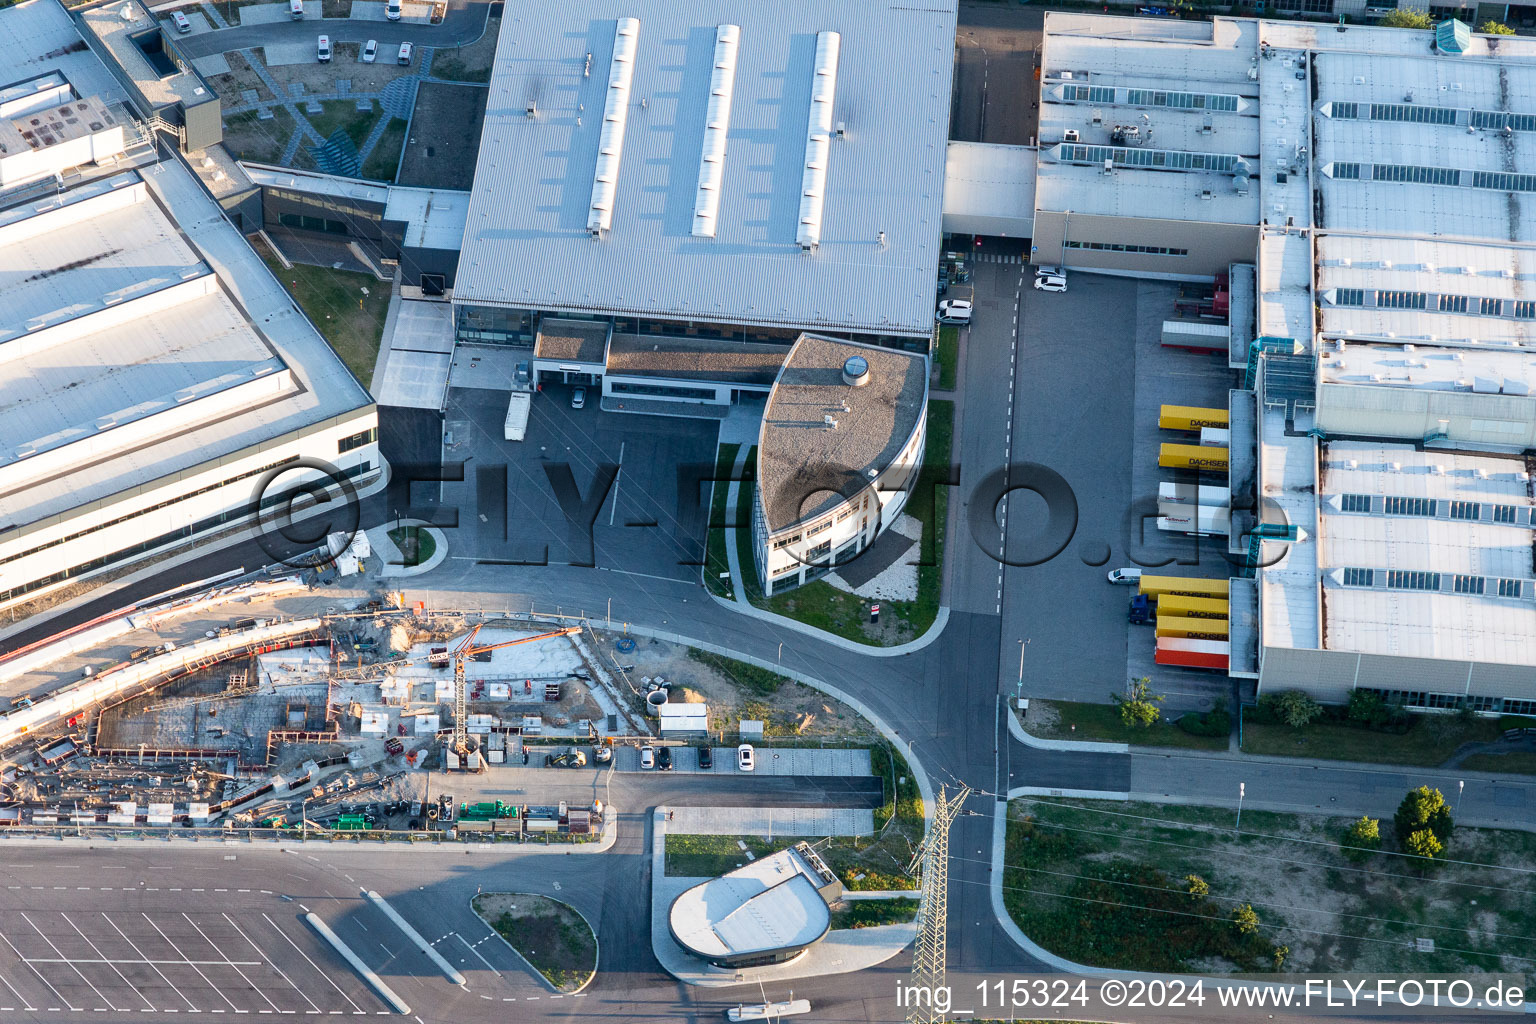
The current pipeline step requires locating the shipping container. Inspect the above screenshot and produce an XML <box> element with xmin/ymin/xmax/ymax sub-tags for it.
<box><xmin>1157</xmin><ymin>507</ymin><xmax>1230</xmax><ymax>536</ymax></box>
<box><xmin>1155</xmin><ymin>615</ymin><xmax>1230</xmax><ymax>640</ymax></box>
<box><xmin>1138</xmin><ymin>575</ymin><xmax>1229</xmax><ymax>599</ymax></box>
<box><xmin>1161</xmin><ymin>319</ymin><xmax>1229</xmax><ymax>352</ymax></box>
<box><xmin>1158</xmin><ymin>482</ymin><xmax>1230</xmax><ymax>508</ymax></box>
<box><xmin>456</xmin><ymin>819</ymin><xmax>494</xmax><ymax>832</ymax></box>
<box><xmin>525</xmin><ymin>817</ymin><xmax>557</xmax><ymax>832</ymax></box>
<box><xmin>1159</xmin><ymin>443</ymin><xmax>1228</xmax><ymax>471</ymax></box>
<box><xmin>1155</xmin><ymin>647</ymin><xmax>1229</xmax><ymax>670</ymax></box>
<box><xmin>1155</xmin><ymin>594</ymin><xmax>1229</xmax><ymax>619</ymax></box>
<box><xmin>1158</xmin><ymin>405</ymin><xmax>1229</xmax><ymax>431</ymax></box>
<box><xmin>1199</xmin><ymin>427</ymin><xmax>1230</xmax><ymax>448</ymax></box>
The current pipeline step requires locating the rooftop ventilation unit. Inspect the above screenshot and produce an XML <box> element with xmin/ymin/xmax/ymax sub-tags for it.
<box><xmin>842</xmin><ymin>355</ymin><xmax>870</xmax><ymax>387</ymax></box>
<box><xmin>587</xmin><ymin>17</ymin><xmax>640</xmax><ymax>237</ymax></box>
<box><xmin>1063</xmin><ymin>128</ymin><xmax>1080</xmax><ymax>143</ymax></box>
<box><xmin>691</xmin><ymin>25</ymin><xmax>739</xmax><ymax>238</ymax></box>
<box><xmin>796</xmin><ymin>31</ymin><xmax>840</xmax><ymax>252</ymax></box>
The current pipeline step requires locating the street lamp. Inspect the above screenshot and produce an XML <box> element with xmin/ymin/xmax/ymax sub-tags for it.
<box><xmin>1236</xmin><ymin>782</ymin><xmax>1245</xmax><ymax>831</ymax></box>
<box><xmin>1016</xmin><ymin>638</ymin><xmax>1031</xmax><ymax>700</ymax></box>
<box><xmin>1457</xmin><ymin>779</ymin><xmax>1465</xmax><ymax>814</ymax></box>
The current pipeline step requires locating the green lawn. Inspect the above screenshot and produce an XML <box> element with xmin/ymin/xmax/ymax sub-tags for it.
<box><xmin>221</xmin><ymin>107</ymin><xmax>295</xmax><ymax>166</ymax></box>
<box><xmin>388</xmin><ymin>526</ymin><xmax>435</xmax><ymax>567</ymax></box>
<box><xmin>1004</xmin><ymin>797</ymin><xmax>1536</xmax><ymax>981</ymax></box>
<box><xmin>257</xmin><ymin>244</ymin><xmax>388</xmax><ymax>387</ymax></box>
<box><xmin>828</xmin><ymin>897</ymin><xmax>919</xmax><ymax>930</ymax></box>
<box><xmin>739</xmin><ymin>400</ymin><xmax>952</xmax><ymax>646</ymax></box>
<box><xmin>1024</xmin><ymin>699</ymin><xmax>1229</xmax><ymax>751</ymax></box>
<box><xmin>703</xmin><ymin>443</ymin><xmax>741</xmax><ymax>598</ymax></box>
<box><xmin>1458</xmin><ymin>751</ymin><xmax>1536</xmax><ymax>774</ymax></box>
<box><xmin>935</xmin><ymin>327</ymin><xmax>958</xmax><ymax>391</ymax></box>
<box><xmin>306</xmin><ymin>101</ymin><xmax>375</xmax><ymax>151</ymax></box>
<box><xmin>472</xmin><ymin>894</ymin><xmax>595</xmax><ymax>993</ymax></box>
<box><xmin>1241</xmin><ymin>714</ymin><xmax>1506</xmax><ymax>768</ymax></box>
<box><xmin>360</xmin><ymin>117</ymin><xmax>407</xmax><ymax>182</ymax></box>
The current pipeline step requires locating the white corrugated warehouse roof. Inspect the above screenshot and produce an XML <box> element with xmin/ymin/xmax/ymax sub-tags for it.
<box><xmin>454</xmin><ymin>0</ymin><xmax>956</xmax><ymax>338</ymax></box>
<box><xmin>1315</xmin><ymin>443</ymin><xmax>1536</xmax><ymax>664</ymax></box>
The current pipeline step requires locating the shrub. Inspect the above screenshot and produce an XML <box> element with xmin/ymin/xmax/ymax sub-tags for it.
<box><xmin>1478</xmin><ymin>19</ymin><xmax>1514</xmax><ymax>34</ymax></box>
<box><xmin>1377</xmin><ymin>8</ymin><xmax>1432</xmax><ymax>28</ymax></box>
<box><xmin>1405</xmin><ymin>828</ymin><xmax>1443</xmax><ymax>862</ymax></box>
<box><xmin>1177</xmin><ymin>709</ymin><xmax>1231</xmax><ymax>737</ymax></box>
<box><xmin>1231</xmin><ymin>903</ymin><xmax>1260</xmax><ymax>935</ymax></box>
<box><xmin>1394</xmin><ymin>786</ymin><xmax>1454</xmax><ymax>849</ymax></box>
<box><xmin>1264</xmin><ymin>690</ymin><xmax>1324</xmax><ymax>729</ymax></box>
<box><xmin>1340</xmin><ymin>816</ymin><xmax>1381</xmax><ymax>862</ymax></box>
<box><xmin>1185</xmin><ymin>874</ymin><xmax>1210</xmax><ymax>900</ymax></box>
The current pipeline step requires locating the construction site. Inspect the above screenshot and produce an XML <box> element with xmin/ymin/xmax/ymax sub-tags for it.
<box><xmin>0</xmin><ymin>576</ymin><xmax>646</xmax><ymax>840</ymax></box>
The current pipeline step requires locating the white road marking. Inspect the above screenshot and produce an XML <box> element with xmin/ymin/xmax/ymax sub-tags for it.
<box><xmin>222</xmin><ymin>913</ymin><xmax>319</xmax><ymax>1014</ymax></box>
<box><xmin>141</xmin><ymin>913</ymin><xmax>242</xmax><ymax>1014</ymax></box>
<box><xmin>60</xmin><ymin>914</ymin><xmax>156</xmax><ymax>1012</ymax></box>
<box><xmin>182</xmin><ymin>913</ymin><xmax>282</xmax><ymax>1014</ymax></box>
<box><xmin>454</xmin><ymin>934</ymin><xmax>501</xmax><ymax>978</ymax></box>
<box><xmin>20</xmin><ymin>911</ymin><xmax>119</xmax><ymax>1012</ymax></box>
<box><xmin>0</xmin><ymin>969</ymin><xmax>37</xmax><ymax>1011</ymax></box>
<box><xmin>261</xmin><ymin>913</ymin><xmax>365</xmax><ymax>1014</ymax></box>
<box><xmin>103</xmin><ymin>913</ymin><xmax>200</xmax><ymax>1012</ymax></box>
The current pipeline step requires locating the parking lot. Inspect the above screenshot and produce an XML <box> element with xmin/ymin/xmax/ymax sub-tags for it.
<box><xmin>975</xmin><ymin>269</ymin><xmax>1233</xmax><ymax>709</ymax></box>
<box><xmin>0</xmin><ymin>897</ymin><xmax>387</xmax><ymax>1015</ymax></box>
<box><xmin>613</xmin><ymin>745</ymin><xmax>871</xmax><ymax>776</ymax></box>
<box><xmin>439</xmin><ymin>384</ymin><xmax>719</xmax><ymax>580</ymax></box>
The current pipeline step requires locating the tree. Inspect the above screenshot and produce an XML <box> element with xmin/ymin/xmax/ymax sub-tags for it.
<box><xmin>1377</xmin><ymin>7</ymin><xmax>1433</xmax><ymax>28</ymax></box>
<box><xmin>1265</xmin><ymin>689</ymin><xmax>1324</xmax><ymax>729</ymax></box>
<box><xmin>1273</xmin><ymin>945</ymin><xmax>1290</xmax><ymax>970</ymax></box>
<box><xmin>1232</xmin><ymin>903</ymin><xmax>1260</xmax><ymax>935</ymax></box>
<box><xmin>1112</xmin><ymin>677</ymin><xmax>1164</xmax><ymax>728</ymax></box>
<box><xmin>1394</xmin><ymin>786</ymin><xmax>1454</xmax><ymax>849</ymax></box>
<box><xmin>1478</xmin><ymin>19</ymin><xmax>1515</xmax><ymax>34</ymax></box>
<box><xmin>1346</xmin><ymin>689</ymin><xmax>1388</xmax><ymax>728</ymax></box>
<box><xmin>1405</xmin><ymin>828</ymin><xmax>1444</xmax><ymax>861</ymax></box>
<box><xmin>1341</xmin><ymin>816</ymin><xmax>1381</xmax><ymax>862</ymax></box>
<box><xmin>1185</xmin><ymin>874</ymin><xmax>1210</xmax><ymax>901</ymax></box>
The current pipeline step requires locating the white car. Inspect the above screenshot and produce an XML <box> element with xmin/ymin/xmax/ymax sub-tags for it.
<box><xmin>1035</xmin><ymin>265</ymin><xmax>1064</xmax><ymax>278</ymax></box>
<box><xmin>1034</xmin><ymin>275</ymin><xmax>1067</xmax><ymax>293</ymax></box>
<box><xmin>1107</xmin><ymin>567</ymin><xmax>1143</xmax><ymax>585</ymax></box>
<box><xmin>736</xmin><ymin>744</ymin><xmax>755</xmax><ymax>772</ymax></box>
<box><xmin>640</xmin><ymin>745</ymin><xmax>656</xmax><ymax>769</ymax></box>
<box><xmin>362</xmin><ymin>39</ymin><xmax>378</xmax><ymax>63</ymax></box>
<box><xmin>936</xmin><ymin>299</ymin><xmax>972</xmax><ymax>325</ymax></box>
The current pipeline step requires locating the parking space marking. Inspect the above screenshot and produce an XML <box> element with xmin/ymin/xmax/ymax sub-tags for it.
<box><xmin>62</xmin><ymin>913</ymin><xmax>156</xmax><ymax>1011</ymax></box>
<box><xmin>222</xmin><ymin>913</ymin><xmax>320</xmax><ymax>1014</ymax></box>
<box><xmin>0</xmin><ymin>970</ymin><xmax>37</xmax><ymax>1011</ymax></box>
<box><xmin>103</xmin><ymin>912</ymin><xmax>200</xmax><ymax>1012</ymax></box>
<box><xmin>261</xmin><ymin>913</ymin><xmax>366</xmax><ymax>1015</ymax></box>
<box><xmin>142</xmin><ymin>914</ymin><xmax>243</xmax><ymax>1014</ymax></box>
<box><xmin>183</xmin><ymin>913</ymin><xmax>283</xmax><ymax>1014</ymax></box>
<box><xmin>21</xmin><ymin>911</ymin><xmax>121</xmax><ymax>1011</ymax></box>
<box><xmin>0</xmin><ymin>922</ymin><xmax>82</xmax><ymax>1012</ymax></box>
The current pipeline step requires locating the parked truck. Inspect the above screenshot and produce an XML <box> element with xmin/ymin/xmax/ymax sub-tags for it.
<box><xmin>1158</xmin><ymin>405</ymin><xmax>1228</xmax><ymax>432</ymax></box>
<box><xmin>1157</xmin><ymin>505</ymin><xmax>1230</xmax><ymax>537</ymax></box>
<box><xmin>504</xmin><ymin>392</ymin><xmax>531</xmax><ymax>442</ymax></box>
<box><xmin>1161</xmin><ymin>319</ymin><xmax>1229</xmax><ymax>353</ymax></box>
<box><xmin>1138</xmin><ymin>575</ymin><xmax>1229</xmax><ymax>600</ymax></box>
<box><xmin>1159</xmin><ymin>443</ymin><xmax>1229</xmax><ymax>471</ymax></box>
<box><xmin>1155</xmin><ymin>593</ymin><xmax>1230</xmax><ymax>620</ymax></box>
<box><xmin>1155</xmin><ymin>636</ymin><xmax>1230</xmax><ymax>671</ymax></box>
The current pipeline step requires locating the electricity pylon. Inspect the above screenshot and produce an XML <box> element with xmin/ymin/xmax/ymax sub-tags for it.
<box><xmin>905</xmin><ymin>783</ymin><xmax>971</xmax><ymax>1024</ymax></box>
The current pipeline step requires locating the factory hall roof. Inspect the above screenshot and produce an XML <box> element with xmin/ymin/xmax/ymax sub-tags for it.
<box><xmin>757</xmin><ymin>335</ymin><xmax>927</xmax><ymax>534</ymax></box>
<box><xmin>453</xmin><ymin>0</ymin><xmax>956</xmax><ymax>338</ymax></box>
<box><xmin>1316</xmin><ymin>442</ymin><xmax>1536</xmax><ymax>665</ymax></box>
<box><xmin>0</xmin><ymin>169</ymin><xmax>372</xmax><ymax>534</ymax></box>
<box><xmin>668</xmin><ymin>844</ymin><xmax>835</xmax><ymax>960</ymax></box>
<box><xmin>605</xmin><ymin>334</ymin><xmax>787</xmax><ymax>386</ymax></box>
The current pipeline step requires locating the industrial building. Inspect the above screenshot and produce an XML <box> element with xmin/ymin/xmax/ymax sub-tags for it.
<box><xmin>1023</xmin><ymin>13</ymin><xmax>1536</xmax><ymax>708</ymax></box>
<box><xmin>754</xmin><ymin>336</ymin><xmax>928</xmax><ymax>595</ymax></box>
<box><xmin>451</xmin><ymin>0</ymin><xmax>956</xmax><ymax>359</ymax></box>
<box><xmin>668</xmin><ymin>842</ymin><xmax>843</xmax><ymax>969</ymax></box>
<box><xmin>0</xmin><ymin>4</ymin><xmax>378</xmax><ymax>611</ymax></box>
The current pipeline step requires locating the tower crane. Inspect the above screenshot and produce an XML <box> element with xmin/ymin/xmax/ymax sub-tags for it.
<box><xmin>440</xmin><ymin>624</ymin><xmax>583</xmax><ymax>771</ymax></box>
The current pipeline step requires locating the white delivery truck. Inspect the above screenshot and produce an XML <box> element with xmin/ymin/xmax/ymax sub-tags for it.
<box><xmin>504</xmin><ymin>392</ymin><xmax>531</xmax><ymax>441</ymax></box>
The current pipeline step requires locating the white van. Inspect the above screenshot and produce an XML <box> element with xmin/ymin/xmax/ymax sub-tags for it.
<box><xmin>317</xmin><ymin>34</ymin><xmax>330</xmax><ymax>62</ymax></box>
<box><xmin>171</xmin><ymin>10</ymin><xmax>192</xmax><ymax>32</ymax></box>
<box><xmin>289</xmin><ymin>0</ymin><xmax>303</xmax><ymax>18</ymax></box>
<box><xmin>385</xmin><ymin>0</ymin><xmax>402</xmax><ymax>19</ymax></box>
<box><xmin>397</xmin><ymin>41</ymin><xmax>413</xmax><ymax>65</ymax></box>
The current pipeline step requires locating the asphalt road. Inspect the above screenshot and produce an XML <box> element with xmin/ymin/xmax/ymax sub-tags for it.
<box><xmin>952</xmin><ymin>2</ymin><xmax>1045</xmax><ymax>146</ymax></box>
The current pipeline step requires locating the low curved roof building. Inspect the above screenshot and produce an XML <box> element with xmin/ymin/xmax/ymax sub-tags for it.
<box><xmin>668</xmin><ymin>842</ymin><xmax>843</xmax><ymax>969</ymax></box>
<box><xmin>753</xmin><ymin>335</ymin><xmax>928</xmax><ymax>595</ymax></box>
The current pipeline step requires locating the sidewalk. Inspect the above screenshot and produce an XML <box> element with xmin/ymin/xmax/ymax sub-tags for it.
<box><xmin>648</xmin><ymin>809</ymin><xmax>914</xmax><ymax>988</ymax></box>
